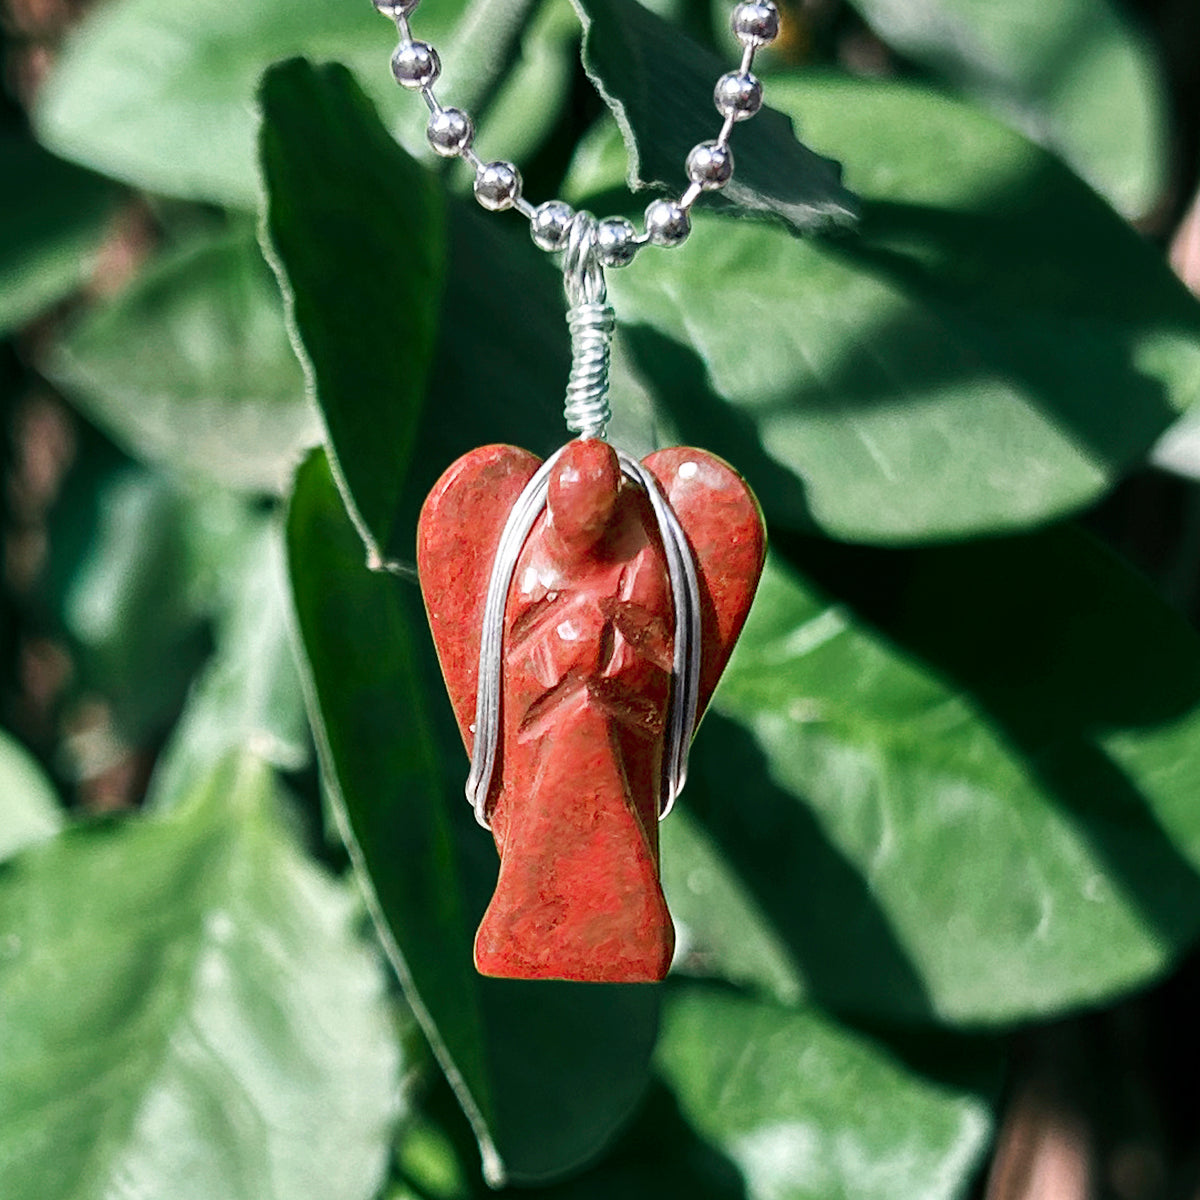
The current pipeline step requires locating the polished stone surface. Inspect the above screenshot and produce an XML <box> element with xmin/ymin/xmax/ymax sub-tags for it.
<box><xmin>418</xmin><ymin>439</ymin><xmax>765</xmax><ymax>982</ymax></box>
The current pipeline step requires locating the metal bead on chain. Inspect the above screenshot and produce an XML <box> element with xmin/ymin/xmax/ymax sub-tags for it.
<box><xmin>427</xmin><ymin>107</ymin><xmax>473</xmax><ymax>157</ymax></box>
<box><xmin>644</xmin><ymin>199</ymin><xmax>691</xmax><ymax>247</ymax></box>
<box><xmin>530</xmin><ymin>201</ymin><xmax>574</xmax><ymax>251</ymax></box>
<box><xmin>391</xmin><ymin>40</ymin><xmax>440</xmax><ymax>89</ymax></box>
<box><xmin>596</xmin><ymin>217</ymin><xmax>638</xmax><ymax>268</ymax></box>
<box><xmin>714</xmin><ymin>71</ymin><xmax>763</xmax><ymax>120</ymax></box>
<box><xmin>687</xmin><ymin>141</ymin><xmax>734</xmax><ymax>190</ymax></box>
<box><xmin>732</xmin><ymin>0</ymin><xmax>781</xmax><ymax>45</ymax></box>
<box><xmin>474</xmin><ymin>161</ymin><xmax>522</xmax><ymax>211</ymax></box>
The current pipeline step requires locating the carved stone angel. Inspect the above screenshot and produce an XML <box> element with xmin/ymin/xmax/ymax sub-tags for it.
<box><xmin>418</xmin><ymin>438</ymin><xmax>764</xmax><ymax>982</ymax></box>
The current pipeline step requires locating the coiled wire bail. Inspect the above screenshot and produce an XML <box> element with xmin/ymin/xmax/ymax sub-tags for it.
<box><xmin>561</xmin><ymin>212</ymin><xmax>615</xmax><ymax>440</ymax></box>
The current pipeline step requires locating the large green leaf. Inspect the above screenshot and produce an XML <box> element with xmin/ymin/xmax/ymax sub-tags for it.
<box><xmin>287</xmin><ymin>449</ymin><xmax>659</xmax><ymax>1186</ymax></box>
<box><xmin>32</xmin><ymin>0</ymin><xmax>565</xmax><ymax>208</ymax></box>
<box><xmin>656</xmin><ymin>985</ymin><xmax>996</xmax><ymax>1200</ymax></box>
<box><xmin>0</xmin><ymin>729</ymin><xmax>63</xmax><ymax>862</ymax></box>
<box><xmin>0</xmin><ymin>751</ymin><xmax>400</xmax><ymax>1200</ymax></box>
<box><xmin>0</xmin><ymin>134</ymin><xmax>120</xmax><ymax>334</ymax></box>
<box><xmin>260</xmin><ymin>60</ymin><xmax>444</xmax><ymax>565</ymax></box>
<box><xmin>48</xmin><ymin>227</ymin><xmax>316</xmax><ymax>493</ymax></box>
<box><xmin>596</xmin><ymin>74</ymin><xmax>1200</xmax><ymax>543</ymax></box>
<box><xmin>573</xmin><ymin>0</ymin><xmax>858</xmax><ymax>233</ymax></box>
<box><xmin>666</xmin><ymin>528</ymin><xmax>1200</xmax><ymax>1025</ymax></box>
<box><xmin>845</xmin><ymin>0</ymin><xmax>1168</xmax><ymax>219</ymax></box>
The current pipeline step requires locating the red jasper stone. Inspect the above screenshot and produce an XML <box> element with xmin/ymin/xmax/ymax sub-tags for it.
<box><xmin>417</xmin><ymin>440</ymin><xmax>765</xmax><ymax>983</ymax></box>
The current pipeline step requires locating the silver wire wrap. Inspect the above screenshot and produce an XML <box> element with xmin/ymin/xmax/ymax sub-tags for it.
<box><xmin>564</xmin><ymin>304</ymin><xmax>615</xmax><ymax>439</ymax></box>
<box><xmin>561</xmin><ymin>213</ymin><xmax>615</xmax><ymax>439</ymax></box>
<box><xmin>465</xmin><ymin>447</ymin><xmax>703</xmax><ymax>829</ymax></box>
<box><xmin>464</xmin><ymin>450</ymin><xmax>560</xmax><ymax>828</ymax></box>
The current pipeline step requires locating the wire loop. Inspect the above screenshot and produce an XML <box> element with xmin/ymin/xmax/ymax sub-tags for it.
<box><xmin>561</xmin><ymin>211</ymin><xmax>606</xmax><ymax>307</ymax></box>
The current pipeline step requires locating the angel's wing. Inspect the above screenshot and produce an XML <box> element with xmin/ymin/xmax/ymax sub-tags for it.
<box><xmin>643</xmin><ymin>446</ymin><xmax>766</xmax><ymax>721</ymax></box>
<box><xmin>416</xmin><ymin>443</ymin><xmax>542</xmax><ymax>754</ymax></box>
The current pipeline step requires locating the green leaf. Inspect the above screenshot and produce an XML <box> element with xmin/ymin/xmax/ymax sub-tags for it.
<box><xmin>0</xmin><ymin>134</ymin><xmax>119</xmax><ymax>334</ymax></box>
<box><xmin>149</xmin><ymin>515</ymin><xmax>310</xmax><ymax>810</ymax></box>
<box><xmin>0</xmin><ymin>729</ymin><xmax>63</xmax><ymax>862</ymax></box>
<box><xmin>48</xmin><ymin>227</ymin><xmax>317</xmax><ymax>493</ymax></box>
<box><xmin>386</xmin><ymin>1069</ymin><xmax>752</xmax><ymax>1200</ymax></box>
<box><xmin>845</xmin><ymin>0</ymin><xmax>1168</xmax><ymax>219</ymax></box>
<box><xmin>31</xmin><ymin>0</ymin><xmax>564</xmax><ymax>209</ymax></box>
<box><xmin>0</xmin><ymin>752</ymin><xmax>401</xmax><ymax>1200</ymax></box>
<box><xmin>384</xmin><ymin>986</ymin><xmax>997</xmax><ymax>1200</ymax></box>
<box><xmin>600</xmin><ymin>74</ymin><xmax>1200</xmax><ymax>543</ymax></box>
<box><xmin>286</xmin><ymin>449</ymin><xmax>660</xmax><ymax>1185</ymax></box>
<box><xmin>32</xmin><ymin>0</ymin><xmax>417</xmax><ymax>207</ymax></box>
<box><xmin>471</xmin><ymin>0</ymin><xmax>581</xmax><ymax>170</ymax></box>
<box><xmin>668</xmin><ymin>528</ymin><xmax>1200</xmax><ymax>1025</ymax></box>
<box><xmin>1151</xmin><ymin>407</ymin><xmax>1200</xmax><ymax>481</ymax></box>
<box><xmin>656</xmin><ymin>985</ymin><xmax>996</xmax><ymax>1200</ymax></box>
<box><xmin>573</xmin><ymin>0</ymin><xmax>858</xmax><ymax>233</ymax></box>
<box><xmin>260</xmin><ymin>60</ymin><xmax>444</xmax><ymax>565</ymax></box>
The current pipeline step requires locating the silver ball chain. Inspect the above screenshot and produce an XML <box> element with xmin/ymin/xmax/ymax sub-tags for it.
<box><xmin>374</xmin><ymin>0</ymin><xmax>780</xmax><ymax>266</ymax></box>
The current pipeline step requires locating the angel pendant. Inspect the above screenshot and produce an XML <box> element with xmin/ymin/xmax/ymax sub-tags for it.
<box><xmin>418</xmin><ymin>437</ymin><xmax>765</xmax><ymax>983</ymax></box>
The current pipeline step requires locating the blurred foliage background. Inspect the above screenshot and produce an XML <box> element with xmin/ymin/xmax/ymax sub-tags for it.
<box><xmin>4</xmin><ymin>0</ymin><xmax>1200</xmax><ymax>1197</ymax></box>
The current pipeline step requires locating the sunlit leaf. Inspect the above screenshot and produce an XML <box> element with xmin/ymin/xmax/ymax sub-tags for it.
<box><xmin>33</xmin><ymin>0</ymin><xmax>563</xmax><ymax>208</ymax></box>
<box><xmin>668</xmin><ymin>529</ymin><xmax>1200</xmax><ymax>1023</ymax></box>
<box><xmin>845</xmin><ymin>0</ymin><xmax>1168</xmax><ymax>218</ymax></box>
<box><xmin>594</xmin><ymin>75</ymin><xmax>1200</xmax><ymax>542</ymax></box>
<box><xmin>0</xmin><ymin>730</ymin><xmax>63</xmax><ymax>862</ymax></box>
<box><xmin>49</xmin><ymin>227</ymin><xmax>316</xmax><ymax>493</ymax></box>
<box><xmin>0</xmin><ymin>752</ymin><xmax>401</xmax><ymax>1200</ymax></box>
<box><xmin>657</xmin><ymin>985</ymin><xmax>996</xmax><ymax>1200</ymax></box>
